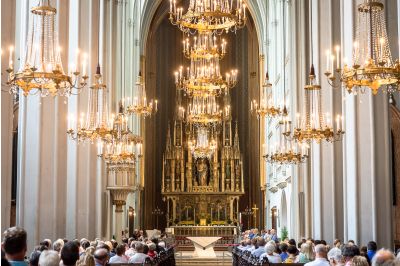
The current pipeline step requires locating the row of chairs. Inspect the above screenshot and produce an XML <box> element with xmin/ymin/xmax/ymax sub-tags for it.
<box><xmin>108</xmin><ymin>247</ymin><xmax>176</xmax><ymax>266</ymax></box>
<box><xmin>232</xmin><ymin>247</ymin><xmax>304</xmax><ymax>266</ymax></box>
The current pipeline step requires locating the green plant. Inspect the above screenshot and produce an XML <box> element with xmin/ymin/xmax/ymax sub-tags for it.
<box><xmin>280</xmin><ymin>226</ymin><xmax>288</xmax><ymax>241</ymax></box>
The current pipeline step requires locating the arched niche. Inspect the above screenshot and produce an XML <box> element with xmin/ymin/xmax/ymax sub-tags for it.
<box><xmin>140</xmin><ymin>1</ymin><xmax>262</xmax><ymax>229</ymax></box>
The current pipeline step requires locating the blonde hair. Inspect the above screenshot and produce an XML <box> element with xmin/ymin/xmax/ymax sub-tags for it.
<box><xmin>301</xmin><ymin>243</ymin><xmax>315</xmax><ymax>261</ymax></box>
<box><xmin>77</xmin><ymin>252</ymin><xmax>95</xmax><ymax>266</ymax></box>
<box><xmin>351</xmin><ymin>256</ymin><xmax>369</xmax><ymax>266</ymax></box>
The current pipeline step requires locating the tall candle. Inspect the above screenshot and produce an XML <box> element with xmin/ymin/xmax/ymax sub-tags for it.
<box><xmin>9</xmin><ymin>46</ymin><xmax>13</xmax><ymax>69</ymax></box>
<box><xmin>335</xmin><ymin>46</ymin><xmax>340</xmax><ymax>69</ymax></box>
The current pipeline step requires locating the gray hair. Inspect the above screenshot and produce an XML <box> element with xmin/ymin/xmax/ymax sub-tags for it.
<box><xmin>134</xmin><ymin>242</ymin><xmax>145</xmax><ymax>253</ymax></box>
<box><xmin>52</xmin><ymin>239</ymin><xmax>64</xmax><ymax>252</ymax></box>
<box><xmin>39</xmin><ymin>250</ymin><xmax>60</xmax><ymax>266</ymax></box>
<box><xmin>148</xmin><ymin>243</ymin><xmax>156</xmax><ymax>251</ymax></box>
<box><xmin>315</xmin><ymin>244</ymin><xmax>327</xmax><ymax>254</ymax></box>
<box><xmin>265</xmin><ymin>242</ymin><xmax>276</xmax><ymax>255</ymax></box>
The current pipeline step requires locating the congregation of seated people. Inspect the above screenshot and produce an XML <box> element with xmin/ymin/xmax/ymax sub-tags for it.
<box><xmin>1</xmin><ymin>227</ymin><xmax>172</xmax><ymax>266</ymax></box>
<box><xmin>235</xmin><ymin>228</ymin><xmax>400</xmax><ymax>266</ymax></box>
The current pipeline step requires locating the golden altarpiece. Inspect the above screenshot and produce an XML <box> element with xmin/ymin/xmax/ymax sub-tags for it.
<box><xmin>161</xmin><ymin>94</ymin><xmax>244</xmax><ymax>228</ymax></box>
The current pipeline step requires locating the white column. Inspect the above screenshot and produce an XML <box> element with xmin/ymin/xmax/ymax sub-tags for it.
<box><xmin>1</xmin><ymin>0</ymin><xmax>17</xmax><ymax>233</ymax></box>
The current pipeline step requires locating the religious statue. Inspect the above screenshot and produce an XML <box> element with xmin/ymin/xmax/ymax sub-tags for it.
<box><xmin>225</xmin><ymin>163</ymin><xmax>231</xmax><ymax>180</ymax></box>
<box><xmin>235</xmin><ymin>163</ymin><xmax>241</xmax><ymax>179</ymax></box>
<box><xmin>196</xmin><ymin>158</ymin><xmax>209</xmax><ymax>186</ymax></box>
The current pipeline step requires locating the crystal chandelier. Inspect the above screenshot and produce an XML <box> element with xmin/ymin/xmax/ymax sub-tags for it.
<box><xmin>188</xmin><ymin>126</ymin><xmax>218</xmax><ymax>159</ymax></box>
<box><xmin>282</xmin><ymin>66</ymin><xmax>345</xmax><ymax>143</ymax></box>
<box><xmin>67</xmin><ymin>66</ymin><xmax>112</xmax><ymax>142</ymax></box>
<box><xmin>185</xmin><ymin>95</ymin><xmax>224</xmax><ymax>124</ymax></box>
<box><xmin>175</xmin><ymin>62</ymin><xmax>238</xmax><ymax>97</ymax></box>
<box><xmin>126</xmin><ymin>72</ymin><xmax>158</xmax><ymax>117</ymax></box>
<box><xmin>169</xmin><ymin>0</ymin><xmax>246</xmax><ymax>34</ymax></box>
<box><xmin>98</xmin><ymin>108</ymin><xmax>143</xmax><ymax>166</ymax></box>
<box><xmin>263</xmin><ymin>139</ymin><xmax>309</xmax><ymax>165</ymax></box>
<box><xmin>183</xmin><ymin>32</ymin><xmax>227</xmax><ymax>60</ymax></box>
<box><xmin>6</xmin><ymin>0</ymin><xmax>88</xmax><ymax>97</ymax></box>
<box><xmin>251</xmin><ymin>72</ymin><xmax>282</xmax><ymax>119</ymax></box>
<box><xmin>324</xmin><ymin>0</ymin><xmax>400</xmax><ymax>94</ymax></box>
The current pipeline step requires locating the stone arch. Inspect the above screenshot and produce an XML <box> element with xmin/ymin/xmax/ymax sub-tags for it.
<box><xmin>139</xmin><ymin>0</ymin><xmax>267</xmax><ymax>57</ymax></box>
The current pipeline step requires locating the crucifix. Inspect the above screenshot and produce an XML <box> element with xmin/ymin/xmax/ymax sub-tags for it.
<box><xmin>252</xmin><ymin>204</ymin><xmax>259</xmax><ymax>228</ymax></box>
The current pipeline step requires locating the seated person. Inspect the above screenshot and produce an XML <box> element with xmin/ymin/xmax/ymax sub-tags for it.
<box><xmin>260</xmin><ymin>241</ymin><xmax>282</xmax><ymax>263</ymax></box>
<box><xmin>251</xmin><ymin>238</ymin><xmax>266</xmax><ymax>257</ymax></box>
<box><xmin>128</xmin><ymin>243</ymin><xmax>149</xmax><ymax>264</ymax></box>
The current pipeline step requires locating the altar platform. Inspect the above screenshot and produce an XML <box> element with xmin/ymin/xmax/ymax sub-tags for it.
<box><xmin>175</xmin><ymin>250</ymin><xmax>233</xmax><ymax>266</ymax></box>
<box><xmin>167</xmin><ymin>225</ymin><xmax>239</xmax><ymax>252</ymax></box>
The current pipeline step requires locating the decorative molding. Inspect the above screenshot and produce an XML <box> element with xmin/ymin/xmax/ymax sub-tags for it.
<box><xmin>277</xmin><ymin>181</ymin><xmax>287</xmax><ymax>189</ymax></box>
<box><xmin>269</xmin><ymin>186</ymin><xmax>278</xmax><ymax>193</ymax></box>
<box><xmin>285</xmin><ymin>176</ymin><xmax>292</xmax><ymax>184</ymax></box>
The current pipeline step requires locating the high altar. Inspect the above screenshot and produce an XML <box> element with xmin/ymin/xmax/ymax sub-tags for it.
<box><xmin>161</xmin><ymin>99</ymin><xmax>245</xmax><ymax>228</ymax></box>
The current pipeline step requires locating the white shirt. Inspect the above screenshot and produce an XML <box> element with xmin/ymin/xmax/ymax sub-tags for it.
<box><xmin>259</xmin><ymin>253</ymin><xmax>282</xmax><ymax>263</ymax></box>
<box><xmin>125</xmin><ymin>248</ymin><xmax>136</xmax><ymax>258</ymax></box>
<box><xmin>305</xmin><ymin>257</ymin><xmax>330</xmax><ymax>266</ymax></box>
<box><xmin>109</xmin><ymin>255</ymin><xmax>128</xmax><ymax>264</ymax></box>
<box><xmin>128</xmin><ymin>253</ymin><xmax>150</xmax><ymax>264</ymax></box>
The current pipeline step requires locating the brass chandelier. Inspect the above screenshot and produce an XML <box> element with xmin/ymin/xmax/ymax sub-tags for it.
<box><xmin>251</xmin><ymin>72</ymin><xmax>282</xmax><ymax>119</ymax></box>
<box><xmin>169</xmin><ymin>0</ymin><xmax>246</xmax><ymax>34</ymax></box>
<box><xmin>126</xmin><ymin>72</ymin><xmax>158</xmax><ymax>117</ymax></box>
<box><xmin>282</xmin><ymin>66</ymin><xmax>345</xmax><ymax>144</ymax></box>
<box><xmin>263</xmin><ymin>139</ymin><xmax>309</xmax><ymax>165</ymax></box>
<box><xmin>188</xmin><ymin>126</ymin><xmax>218</xmax><ymax>159</ymax></box>
<box><xmin>324</xmin><ymin>0</ymin><xmax>400</xmax><ymax>95</ymax></box>
<box><xmin>98</xmin><ymin>106</ymin><xmax>143</xmax><ymax>167</ymax></box>
<box><xmin>183</xmin><ymin>32</ymin><xmax>227</xmax><ymax>60</ymax></box>
<box><xmin>6</xmin><ymin>0</ymin><xmax>88</xmax><ymax>97</ymax></box>
<box><xmin>175</xmin><ymin>59</ymin><xmax>238</xmax><ymax>97</ymax></box>
<box><xmin>67</xmin><ymin>66</ymin><xmax>112</xmax><ymax>142</ymax></box>
<box><xmin>186</xmin><ymin>95</ymin><xmax>224</xmax><ymax>124</ymax></box>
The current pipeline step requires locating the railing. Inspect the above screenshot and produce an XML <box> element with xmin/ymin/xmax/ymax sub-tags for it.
<box><xmin>108</xmin><ymin>246</ymin><xmax>176</xmax><ymax>266</ymax></box>
<box><xmin>232</xmin><ymin>247</ymin><xmax>305</xmax><ymax>266</ymax></box>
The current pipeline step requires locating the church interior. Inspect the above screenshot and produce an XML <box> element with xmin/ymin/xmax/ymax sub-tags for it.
<box><xmin>1</xmin><ymin>0</ymin><xmax>400</xmax><ymax>265</ymax></box>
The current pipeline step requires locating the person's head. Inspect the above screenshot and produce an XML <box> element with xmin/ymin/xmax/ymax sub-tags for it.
<box><xmin>151</xmin><ymin>238</ymin><xmax>159</xmax><ymax>245</ymax></box>
<box><xmin>265</xmin><ymin>242</ymin><xmax>276</xmax><ymax>255</ymax></box>
<box><xmin>280</xmin><ymin>243</ymin><xmax>288</xmax><ymax>253</ymax></box>
<box><xmin>315</xmin><ymin>240</ymin><xmax>322</xmax><ymax>246</ymax></box>
<box><xmin>257</xmin><ymin>238</ymin><xmax>266</xmax><ymax>247</ymax></box>
<box><xmin>251</xmin><ymin>238</ymin><xmax>258</xmax><ymax>247</ymax></box>
<box><xmin>348</xmin><ymin>240</ymin><xmax>355</xmax><ymax>246</ymax></box>
<box><xmin>77</xmin><ymin>253</ymin><xmax>94</xmax><ymax>266</ymax></box>
<box><xmin>159</xmin><ymin>241</ymin><xmax>166</xmax><ymax>249</ymax></box>
<box><xmin>301</xmin><ymin>243</ymin><xmax>315</xmax><ymax>260</ymax></box>
<box><xmin>288</xmin><ymin>239</ymin><xmax>296</xmax><ymax>247</ymax></box>
<box><xmin>38</xmin><ymin>250</ymin><xmax>60</xmax><ymax>266</ymax></box>
<box><xmin>93</xmin><ymin>248</ymin><xmax>108</xmax><ymax>266</ymax></box>
<box><xmin>360</xmin><ymin>246</ymin><xmax>368</xmax><ymax>255</ymax></box>
<box><xmin>135</xmin><ymin>242</ymin><xmax>145</xmax><ymax>253</ymax></box>
<box><xmin>315</xmin><ymin>244</ymin><xmax>327</xmax><ymax>259</ymax></box>
<box><xmin>342</xmin><ymin>245</ymin><xmax>360</xmax><ymax>261</ymax></box>
<box><xmin>321</xmin><ymin>240</ymin><xmax>327</xmax><ymax>246</ymax></box>
<box><xmin>148</xmin><ymin>243</ymin><xmax>156</xmax><ymax>252</ymax></box>
<box><xmin>245</xmin><ymin>239</ymin><xmax>251</xmax><ymax>246</ymax></box>
<box><xmin>334</xmin><ymin>239</ymin><xmax>341</xmax><ymax>248</ymax></box>
<box><xmin>61</xmin><ymin>241</ymin><xmax>80</xmax><ymax>266</ymax></box>
<box><xmin>29</xmin><ymin>251</ymin><xmax>42</xmax><ymax>266</ymax></box>
<box><xmin>371</xmin><ymin>249</ymin><xmax>395</xmax><ymax>266</ymax></box>
<box><xmin>287</xmin><ymin>245</ymin><xmax>298</xmax><ymax>257</ymax></box>
<box><xmin>352</xmin><ymin>255</ymin><xmax>370</xmax><ymax>266</ymax></box>
<box><xmin>96</xmin><ymin>242</ymin><xmax>109</xmax><ymax>252</ymax></box>
<box><xmin>368</xmin><ymin>241</ymin><xmax>378</xmax><ymax>252</ymax></box>
<box><xmin>115</xmin><ymin>244</ymin><xmax>125</xmax><ymax>256</ymax></box>
<box><xmin>328</xmin><ymin>245</ymin><xmax>342</xmax><ymax>262</ymax></box>
<box><xmin>2</xmin><ymin>227</ymin><xmax>27</xmax><ymax>260</ymax></box>
<box><xmin>270</xmin><ymin>229</ymin><xmax>276</xmax><ymax>235</ymax></box>
<box><xmin>104</xmin><ymin>241</ymin><xmax>113</xmax><ymax>252</ymax></box>
<box><xmin>53</xmin><ymin>239</ymin><xmax>64</xmax><ymax>253</ymax></box>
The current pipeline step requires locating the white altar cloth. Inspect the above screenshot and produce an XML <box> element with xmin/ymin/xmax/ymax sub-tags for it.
<box><xmin>186</xmin><ymin>236</ymin><xmax>222</xmax><ymax>258</ymax></box>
